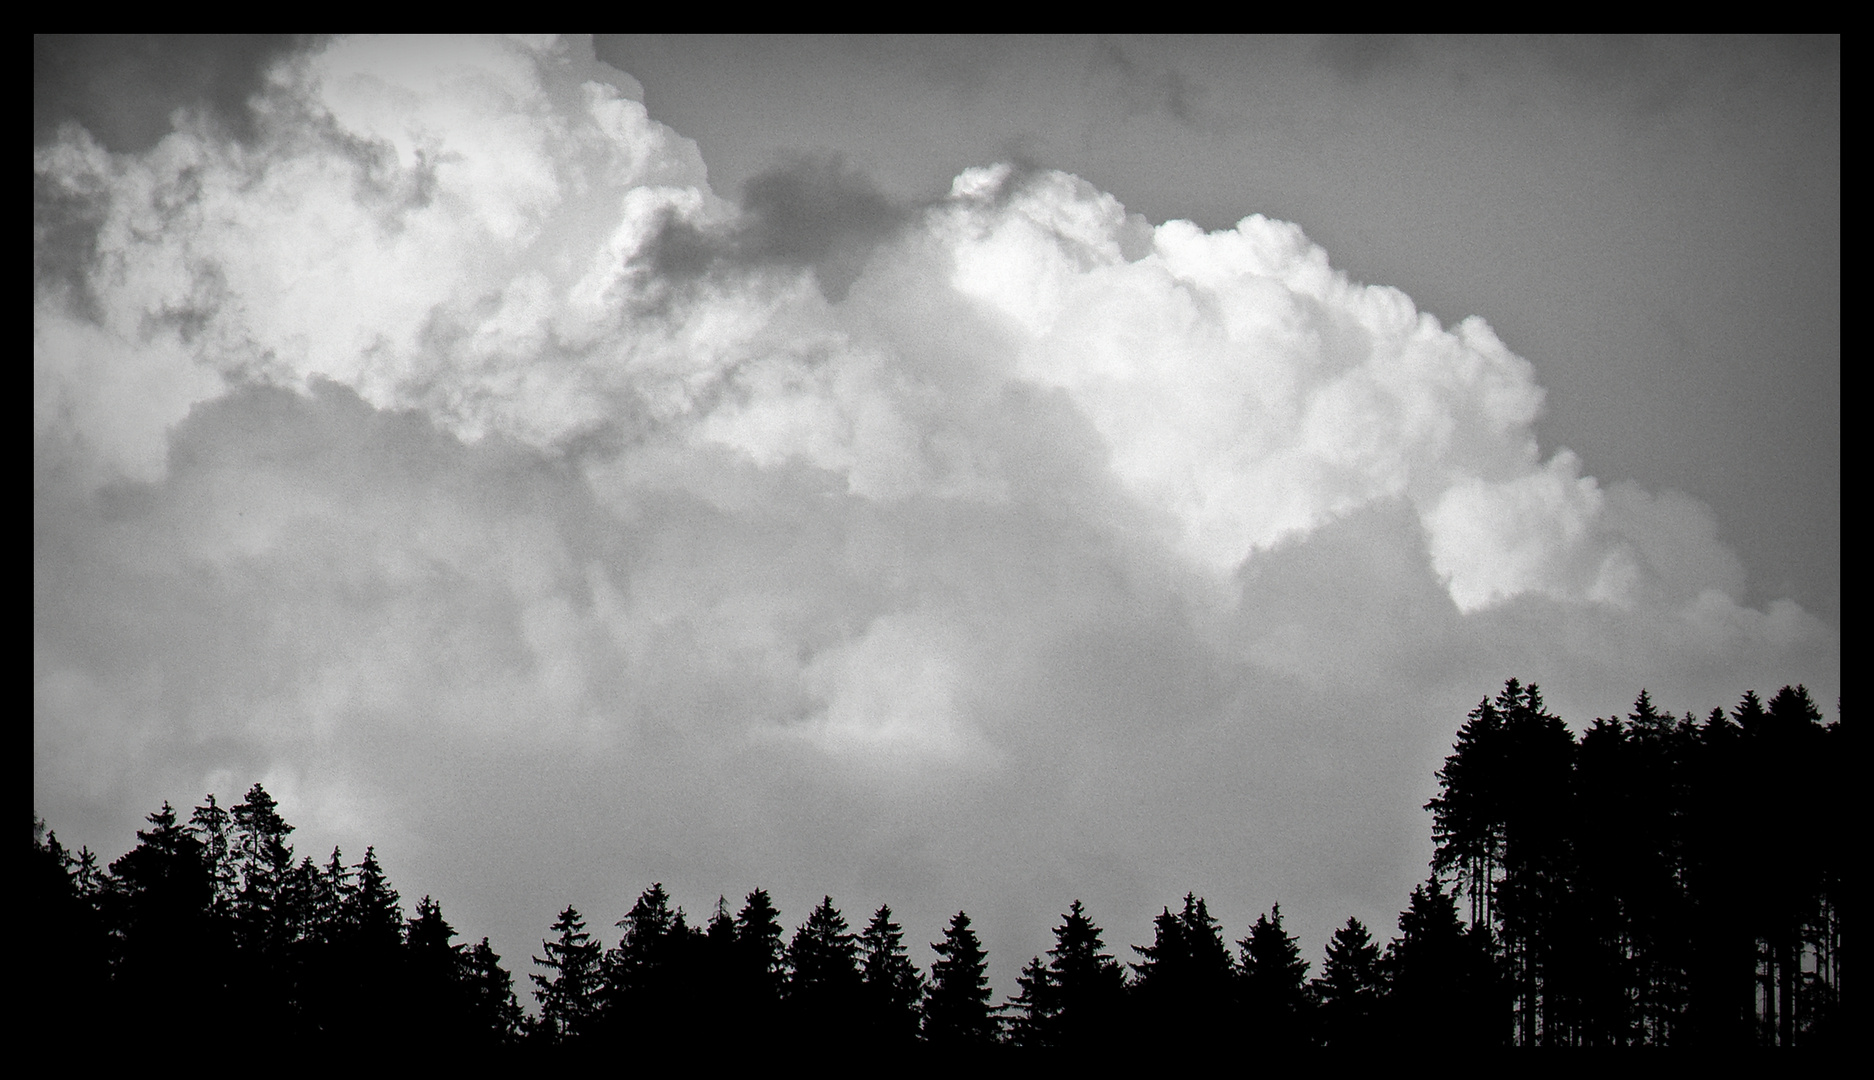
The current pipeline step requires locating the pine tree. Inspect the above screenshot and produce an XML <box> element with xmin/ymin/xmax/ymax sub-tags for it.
<box><xmin>1428</xmin><ymin>695</ymin><xmax>1507</xmax><ymax>930</ymax></box>
<box><xmin>730</xmin><ymin>888</ymin><xmax>788</xmax><ymax>1042</ymax></box>
<box><xmin>924</xmin><ymin>911</ymin><xmax>996</xmax><ymax>1048</ymax></box>
<box><xmin>304</xmin><ymin>845</ymin><xmax>405</xmax><ymax>1040</ymax></box>
<box><xmin>1758</xmin><ymin>685</ymin><xmax>1828</xmax><ymax>1045</ymax></box>
<box><xmin>405</xmin><ymin>894</ymin><xmax>468</xmax><ymax>1045</ymax></box>
<box><xmin>1005</xmin><ymin>954</ymin><xmax>1055</xmax><ymax>1049</ymax></box>
<box><xmin>347</xmin><ymin>846</ymin><xmax>404</xmax><ymax>955</ymax></box>
<box><xmin>603</xmin><ymin>882</ymin><xmax>700</xmax><ymax>1039</ymax></box>
<box><xmin>787</xmin><ymin>896</ymin><xmax>861</xmax><ymax>1009</ymax></box>
<box><xmin>733</xmin><ymin>888</ymin><xmax>787</xmax><ymax>997</ymax></box>
<box><xmin>1052</xmin><ymin>901</ymin><xmax>1126</xmax><ymax>1050</ymax></box>
<box><xmin>104</xmin><ymin>802</ymin><xmax>220</xmax><ymax>1040</ymax></box>
<box><xmin>1732</xmin><ymin>689</ymin><xmax>1768</xmax><ymax>736</ymax></box>
<box><xmin>316</xmin><ymin>847</ymin><xmax>353</xmax><ymax>937</ymax></box>
<box><xmin>1488</xmin><ymin>680</ymin><xmax>1575</xmax><ymax>1044</ymax></box>
<box><xmin>1239</xmin><ymin>904</ymin><xmax>1311</xmax><ymax>1048</ymax></box>
<box><xmin>106</xmin><ymin>803</ymin><xmax>214</xmax><ymax>946</ymax></box>
<box><xmin>30</xmin><ymin>816</ymin><xmax>111</xmax><ymax>1041</ymax></box>
<box><xmin>231</xmin><ymin>784</ymin><xmax>296</xmax><ymax>955</ymax></box>
<box><xmin>188</xmin><ymin>794</ymin><xmax>237</xmax><ymax>915</ymax></box>
<box><xmin>1313</xmin><ymin>917</ymin><xmax>1382</xmax><ymax>1049</ymax></box>
<box><xmin>464</xmin><ymin>937</ymin><xmax>523</xmax><ymax>1045</ymax></box>
<box><xmin>1131</xmin><ymin>893</ymin><xmax>1235</xmax><ymax>1043</ymax></box>
<box><xmin>1008</xmin><ymin>899</ymin><xmax>1124</xmax><ymax>1053</ymax></box>
<box><xmin>607</xmin><ymin>883</ymin><xmax>684</xmax><ymax>998</ymax></box>
<box><xmin>406</xmin><ymin>895</ymin><xmax>459</xmax><ymax>963</ymax></box>
<box><xmin>1384</xmin><ymin>877</ymin><xmax>1504</xmax><ymax>1048</ymax></box>
<box><xmin>859</xmin><ymin>904</ymin><xmax>925</xmax><ymax>1045</ymax></box>
<box><xmin>697</xmin><ymin>895</ymin><xmax>740</xmax><ymax>1004</ymax></box>
<box><xmin>532</xmin><ymin>905</ymin><xmax>602</xmax><ymax>1044</ymax></box>
<box><xmin>1571</xmin><ymin>712</ymin><xmax>1641</xmax><ymax>1044</ymax></box>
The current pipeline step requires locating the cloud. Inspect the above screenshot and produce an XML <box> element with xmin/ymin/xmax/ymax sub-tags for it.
<box><xmin>34</xmin><ymin>34</ymin><xmax>303</xmax><ymax>152</ymax></box>
<box><xmin>1311</xmin><ymin>34</ymin><xmax>1420</xmax><ymax>84</ymax></box>
<box><xmin>34</xmin><ymin>34</ymin><xmax>1835</xmax><ymax>988</ymax></box>
<box><xmin>35</xmin><ymin>34</ymin><xmax>722</xmax><ymax>479</ymax></box>
<box><xmin>1093</xmin><ymin>38</ymin><xmax>1205</xmax><ymax>126</ymax></box>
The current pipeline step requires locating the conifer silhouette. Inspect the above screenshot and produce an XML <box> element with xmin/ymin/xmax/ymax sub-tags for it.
<box><xmin>26</xmin><ymin>676</ymin><xmax>1841</xmax><ymax>1054</ymax></box>
<box><xmin>1239</xmin><ymin>904</ymin><xmax>1310</xmax><ymax>1048</ymax></box>
<box><xmin>858</xmin><ymin>904</ymin><xmax>925</xmax><ymax>1045</ymax></box>
<box><xmin>925</xmin><ymin>911</ymin><xmax>996</xmax><ymax>1048</ymax></box>
<box><xmin>532</xmin><ymin>905</ymin><xmax>601</xmax><ymax>1044</ymax></box>
<box><xmin>1313</xmin><ymin>917</ymin><xmax>1382</xmax><ymax>1049</ymax></box>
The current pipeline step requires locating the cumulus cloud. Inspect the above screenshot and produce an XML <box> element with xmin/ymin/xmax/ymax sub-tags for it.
<box><xmin>33</xmin><ymin>34</ymin><xmax>1756</xmax><ymax>618</ymax></box>
<box><xmin>34</xmin><ymin>34</ymin><xmax>1834</xmax><ymax>986</ymax></box>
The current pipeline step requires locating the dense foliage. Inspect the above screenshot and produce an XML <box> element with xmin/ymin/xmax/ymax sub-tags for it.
<box><xmin>31</xmin><ymin>680</ymin><xmax>1844</xmax><ymax>1052</ymax></box>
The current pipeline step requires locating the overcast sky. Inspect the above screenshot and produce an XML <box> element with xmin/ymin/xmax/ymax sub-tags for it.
<box><xmin>34</xmin><ymin>35</ymin><xmax>1838</xmax><ymax>997</ymax></box>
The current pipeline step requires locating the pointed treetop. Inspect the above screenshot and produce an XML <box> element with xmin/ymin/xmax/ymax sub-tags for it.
<box><xmin>1239</xmin><ymin>903</ymin><xmax>1309</xmax><ymax>986</ymax></box>
<box><xmin>734</xmin><ymin>887</ymin><xmax>787</xmax><ymax>988</ymax></box>
<box><xmin>1733</xmin><ymin>689</ymin><xmax>1768</xmax><ymax>732</ymax></box>
<box><xmin>1629</xmin><ymin>688</ymin><xmax>1672</xmax><ymax>735</ymax></box>
<box><xmin>789</xmin><ymin>895</ymin><xmax>860</xmax><ymax>997</ymax></box>
<box><xmin>859</xmin><ymin>903</ymin><xmax>925</xmax><ymax>1036</ymax></box>
<box><xmin>925</xmin><ymin>911</ymin><xmax>995</xmax><ymax>1045</ymax></box>
<box><xmin>531</xmin><ymin>905</ymin><xmax>602</xmax><ymax>1043</ymax></box>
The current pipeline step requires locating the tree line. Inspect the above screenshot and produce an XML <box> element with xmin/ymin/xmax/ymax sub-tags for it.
<box><xmin>1425</xmin><ymin>679</ymin><xmax>1846</xmax><ymax>1047</ymax></box>
<box><xmin>30</xmin><ymin>680</ymin><xmax>1844</xmax><ymax>1052</ymax></box>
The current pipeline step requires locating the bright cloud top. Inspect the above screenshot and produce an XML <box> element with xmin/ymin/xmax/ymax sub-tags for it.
<box><xmin>35</xmin><ymin>34</ymin><xmax>1749</xmax><ymax>627</ymax></box>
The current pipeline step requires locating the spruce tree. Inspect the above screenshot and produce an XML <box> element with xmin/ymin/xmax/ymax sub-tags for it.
<box><xmin>1005</xmin><ymin>954</ymin><xmax>1055</xmax><ymax>1049</ymax></box>
<box><xmin>1008</xmin><ymin>900</ymin><xmax>1125</xmax><ymax>1053</ymax></box>
<box><xmin>1239</xmin><ymin>904</ymin><xmax>1311</xmax><ymax>1048</ymax></box>
<box><xmin>188</xmin><ymin>794</ymin><xmax>237</xmax><ymax>916</ymax></box>
<box><xmin>603</xmin><ymin>882</ymin><xmax>701</xmax><ymax>1041</ymax></box>
<box><xmin>104</xmin><ymin>802</ymin><xmax>220</xmax><ymax>1042</ymax></box>
<box><xmin>405</xmin><ymin>895</ymin><xmax>469</xmax><ymax>1046</ymax></box>
<box><xmin>1485</xmin><ymin>680</ymin><xmax>1575</xmax><ymax>1044</ymax></box>
<box><xmin>859</xmin><ymin>904</ymin><xmax>925</xmax><ymax>1045</ymax></box>
<box><xmin>532</xmin><ymin>905</ymin><xmax>602</xmax><ymax>1044</ymax></box>
<box><xmin>1759</xmin><ymin>685</ymin><xmax>1828</xmax><ymax>1045</ymax></box>
<box><xmin>924</xmin><ymin>911</ymin><xmax>995</xmax><ymax>1048</ymax></box>
<box><xmin>733</xmin><ymin>888</ymin><xmax>787</xmax><ymax>997</ymax></box>
<box><xmin>1131</xmin><ymin>893</ymin><xmax>1234</xmax><ymax>1044</ymax></box>
<box><xmin>1313</xmin><ymin>917</ymin><xmax>1382</xmax><ymax>1049</ymax></box>
<box><xmin>319</xmin><ymin>847</ymin><xmax>354</xmax><ymax>938</ymax></box>
<box><xmin>1428</xmin><ymin>696</ymin><xmax>1507</xmax><ymax>930</ymax></box>
<box><xmin>731</xmin><ymin>888</ymin><xmax>788</xmax><ymax>1041</ymax></box>
<box><xmin>29</xmin><ymin>817</ymin><xmax>110</xmax><ymax>1042</ymax></box>
<box><xmin>231</xmin><ymin>784</ymin><xmax>296</xmax><ymax>955</ymax></box>
<box><xmin>607</xmin><ymin>883</ymin><xmax>684</xmax><ymax>1001</ymax></box>
<box><xmin>1384</xmin><ymin>877</ymin><xmax>1504</xmax><ymax>1048</ymax></box>
<box><xmin>697</xmin><ymin>896</ymin><xmax>740</xmax><ymax>1008</ymax></box>
<box><xmin>788</xmin><ymin>896</ymin><xmax>861</xmax><ymax>1004</ymax></box>
<box><xmin>464</xmin><ymin>937</ymin><xmax>523</xmax><ymax>1045</ymax></box>
<box><xmin>347</xmin><ymin>846</ymin><xmax>404</xmax><ymax>955</ymax></box>
<box><xmin>105</xmin><ymin>804</ymin><xmax>214</xmax><ymax>949</ymax></box>
<box><xmin>1045</xmin><ymin>900</ymin><xmax>1126</xmax><ymax>1051</ymax></box>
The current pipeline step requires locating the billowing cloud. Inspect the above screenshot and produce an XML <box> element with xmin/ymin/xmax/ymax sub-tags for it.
<box><xmin>34</xmin><ymin>35</ymin><xmax>1835</xmax><ymax>987</ymax></box>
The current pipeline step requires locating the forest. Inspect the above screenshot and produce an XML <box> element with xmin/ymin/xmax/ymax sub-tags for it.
<box><xmin>30</xmin><ymin>679</ymin><xmax>1846</xmax><ymax>1053</ymax></box>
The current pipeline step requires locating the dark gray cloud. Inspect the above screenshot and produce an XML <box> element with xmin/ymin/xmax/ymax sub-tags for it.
<box><xmin>33</xmin><ymin>34</ymin><xmax>306</xmax><ymax>152</ymax></box>
<box><xmin>644</xmin><ymin>153</ymin><xmax>913</xmax><ymax>301</ymax></box>
<box><xmin>1093</xmin><ymin>37</ymin><xmax>1204</xmax><ymax>126</ymax></box>
<box><xmin>1311</xmin><ymin>34</ymin><xmax>1416</xmax><ymax>83</ymax></box>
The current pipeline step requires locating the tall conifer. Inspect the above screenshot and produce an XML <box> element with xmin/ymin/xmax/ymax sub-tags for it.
<box><xmin>531</xmin><ymin>905</ymin><xmax>601</xmax><ymax>1044</ymax></box>
<box><xmin>925</xmin><ymin>911</ymin><xmax>995</xmax><ymax>1048</ymax></box>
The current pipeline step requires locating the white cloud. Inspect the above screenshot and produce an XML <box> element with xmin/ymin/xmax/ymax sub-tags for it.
<box><xmin>36</xmin><ymin>33</ymin><xmax>1765</xmax><ymax>624</ymax></box>
<box><xmin>789</xmin><ymin>610</ymin><xmax>992</xmax><ymax>765</ymax></box>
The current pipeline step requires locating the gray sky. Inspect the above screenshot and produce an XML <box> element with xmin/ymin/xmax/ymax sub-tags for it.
<box><xmin>34</xmin><ymin>35</ymin><xmax>1838</xmax><ymax>999</ymax></box>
